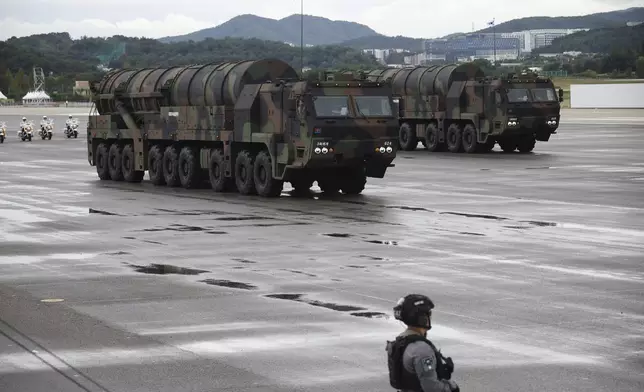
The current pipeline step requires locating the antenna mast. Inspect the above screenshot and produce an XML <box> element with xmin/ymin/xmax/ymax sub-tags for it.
<box><xmin>300</xmin><ymin>0</ymin><xmax>304</xmax><ymax>76</ymax></box>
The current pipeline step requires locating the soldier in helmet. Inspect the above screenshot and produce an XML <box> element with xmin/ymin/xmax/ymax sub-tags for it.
<box><xmin>386</xmin><ymin>294</ymin><xmax>460</xmax><ymax>392</ymax></box>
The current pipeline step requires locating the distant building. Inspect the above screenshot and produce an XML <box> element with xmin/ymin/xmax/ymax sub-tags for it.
<box><xmin>424</xmin><ymin>34</ymin><xmax>521</xmax><ymax>61</ymax></box>
<box><xmin>73</xmin><ymin>81</ymin><xmax>91</xmax><ymax>97</ymax></box>
<box><xmin>362</xmin><ymin>48</ymin><xmax>407</xmax><ymax>64</ymax></box>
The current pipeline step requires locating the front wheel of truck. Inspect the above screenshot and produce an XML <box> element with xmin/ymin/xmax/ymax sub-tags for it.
<box><xmin>340</xmin><ymin>166</ymin><xmax>367</xmax><ymax>195</ymax></box>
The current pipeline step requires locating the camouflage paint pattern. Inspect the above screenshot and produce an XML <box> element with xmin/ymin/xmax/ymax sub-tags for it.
<box><xmin>359</xmin><ymin>64</ymin><xmax>562</xmax><ymax>153</ymax></box>
<box><xmin>87</xmin><ymin>58</ymin><xmax>398</xmax><ymax>196</ymax></box>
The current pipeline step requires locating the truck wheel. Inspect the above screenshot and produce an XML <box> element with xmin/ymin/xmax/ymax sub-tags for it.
<box><xmin>461</xmin><ymin>124</ymin><xmax>480</xmax><ymax>153</ymax></box>
<box><xmin>317</xmin><ymin>177</ymin><xmax>340</xmax><ymax>194</ymax></box>
<box><xmin>163</xmin><ymin>145</ymin><xmax>181</xmax><ymax>187</ymax></box>
<box><xmin>290</xmin><ymin>178</ymin><xmax>314</xmax><ymax>194</ymax></box>
<box><xmin>340</xmin><ymin>166</ymin><xmax>367</xmax><ymax>195</ymax></box>
<box><xmin>208</xmin><ymin>148</ymin><xmax>233</xmax><ymax>192</ymax></box>
<box><xmin>147</xmin><ymin>145</ymin><xmax>166</xmax><ymax>185</ymax></box>
<box><xmin>234</xmin><ymin>150</ymin><xmax>257</xmax><ymax>195</ymax></box>
<box><xmin>121</xmin><ymin>144</ymin><xmax>144</xmax><ymax>183</ymax></box>
<box><xmin>517</xmin><ymin>136</ymin><xmax>536</xmax><ymax>153</ymax></box>
<box><xmin>399</xmin><ymin>123</ymin><xmax>417</xmax><ymax>151</ymax></box>
<box><xmin>424</xmin><ymin>123</ymin><xmax>443</xmax><ymax>152</ymax></box>
<box><xmin>95</xmin><ymin>143</ymin><xmax>111</xmax><ymax>180</ymax></box>
<box><xmin>253</xmin><ymin>150</ymin><xmax>283</xmax><ymax>197</ymax></box>
<box><xmin>498</xmin><ymin>139</ymin><xmax>516</xmax><ymax>153</ymax></box>
<box><xmin>178</xmin><ymin>146</ymin><xmax>201</xmax><ymax>189</ymax></box>
<box><xmin>446</xmin><ymin>124</ymin><xmax>462</xmax><ymax>153</ymax></box>
<box><xmin>481</xmin><ymin>138</ymin><xmax>495</xmax><ymax>152</ymax></box>
<box><xmin>108</xmin><ymin>143</ymin><xmax>124</xmax><ymax>181</ymax></box>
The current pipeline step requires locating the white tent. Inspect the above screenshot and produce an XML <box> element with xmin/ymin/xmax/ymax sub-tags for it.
<box><xmin>0</xmin><ymin>91</ymin><xmax>7</xmax><ymax>100</ymax></box>
<box><xmin>22</xmin><ymin>90</ymin><xmax>52</xmax><ymax>105</ymax></box>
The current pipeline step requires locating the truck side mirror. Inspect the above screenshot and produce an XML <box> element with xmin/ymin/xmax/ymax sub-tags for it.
<box><xmin>558</xmin><ymin>88</ymin><xmax>564</xmax><ymax>103</ymax></box>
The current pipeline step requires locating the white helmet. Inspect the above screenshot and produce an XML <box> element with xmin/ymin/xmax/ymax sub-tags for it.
<box><xmin>69</xmin><ymin>115</ymin><xmax>73</xmax><ymax>118</ymax></box>
<box><xmin>22</xmin><ymin>117</ymin><xmax>26</xmax><ymax>121</ymax></box>
<box><xmin>43</xmin><ymin>115</ymin><xmax>47</xmax><ymax>119</ymax></box>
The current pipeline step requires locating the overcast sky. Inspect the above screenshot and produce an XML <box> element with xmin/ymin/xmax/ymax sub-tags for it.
<box><xmin>1</xmin><ymin>0</ymin><xmax>641</xmax><ymax>41</ymax></box>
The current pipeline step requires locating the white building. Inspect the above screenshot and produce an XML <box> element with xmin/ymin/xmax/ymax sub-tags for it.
<box><xmin>363</xmin><ymin>48</ymin><xmax>407</xmax><ymax>64</ymax></box>
<box><xmin>501</xmin><ymin>29</ymin><xmax>589</xmax><ymax>53</ymax></box>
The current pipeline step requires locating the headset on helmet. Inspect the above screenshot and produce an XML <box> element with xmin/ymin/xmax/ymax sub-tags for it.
<box><xmin>393</xmin><ymin>294</ymin><xmax>434</xmax><ymax>329</ymax></box>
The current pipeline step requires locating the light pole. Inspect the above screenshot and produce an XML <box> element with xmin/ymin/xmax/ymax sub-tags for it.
<box><xmin>488</xmin><ymin>18</ymin><xmax>496</xmax><ymax>64</ymax></box>
<box><xmin>300</xmin><ymin>0</ymin><xmax>304</xmax><ymax>76</ymax></box>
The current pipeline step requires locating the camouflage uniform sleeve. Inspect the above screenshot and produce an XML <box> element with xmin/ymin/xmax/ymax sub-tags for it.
<box><xmin>403</xmin><ymin>341</ymin><xmax>453</xmax><ymax>392</ymax></box>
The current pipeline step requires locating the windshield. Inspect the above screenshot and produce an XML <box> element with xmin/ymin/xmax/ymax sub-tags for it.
<box><xmin>313</xmin><ymin>96</ymin><xmax>350</xmax><ymax>117</ymax></box>
<box><xmin>354</xmin><ymin>96</ymin><xmax>393</xmax><ymax>117</ymax></box>
<box><xmin>531</xmin><ymin>88</ymin><xmax>557</xmax><ymax>102</ymax></box>
<box><xmin>506</xmin><ymin>88</ymin><xmax>530</xmax><ymax>103</ymax></box>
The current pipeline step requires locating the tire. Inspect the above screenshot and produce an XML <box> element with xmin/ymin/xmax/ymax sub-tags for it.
<box><xmin>108</xmin><ymin>143</ymin><xmax>124</xmax><ymax>181</ymax></box>
<box><xmin>74</xmin><ymin>132</ymin><xmax>78</xmax><ymax>138</ymax></box>
<box><xmin>234</xmin><ymin>150</ymin><xmax>257</xmax><ymax>195</ymax></box>
<box><xmin>121</xmin><ymin>144</ymin><xmax>144</xmax><ymax>183</ymax></box>
<box><xmin>445</xmin><ymin>124</ymin><xmax>462</xmax><ymax>153</ymax></box>
<box><xmin>340</xmin><ymin>166</ymin><xmax>367</xmax><ymax>195</ymax></box>
<box><xmin>517</xmin><ymin>136</ymin><xmax>536</xmax><ymax>153</ymax></box>
<box><xmin>317</xmin><ymin>177</ymin><xmax>340</xmax><ymax>194</ymax></box>
<box><xmin>162</xmin><ymin>145</ymin><xmax>181</xmax><ymax>187</ymax></box>
<box><xmin>253</xmin><ymin>150</ymin><xmax>283</xmax><ymax>197</ymax></box>
<box><xmin>290</xmin><ymin>178</ymin><xmax>314</xmax><ymax>193</ymax></box>
<box><xmin>424</xmin><ymin>123</ymin><xmax>443</xmax><ymax>152</ymax></box>
<box><xmin>461</xmin><ymin>124</ymin><xmax>480</xmax><ymax>154</ymax></box>
<box><xmin>47</xmin><ymin>133</ymin><xmax>52</xmax><ymax>140</ymax></box>
<box><xmin>399</xmin><ymin>123</ymin><xmax>417</xmax><ymax>151</ymax></box>
<box><xmin>147</xmin><ymin>145</ymin><xmax>166</xmax><ymax>185</ymax></box>
<box><xmin>208</xmin><ymin>148</ymin><xmax>234</xmax><ymax>192</ymax></box>
<box><xmin>481</xmin><ymin>138</ymin><xmax>495</xmax><ymax>152</ymax></box>
<box><xmin>95</xmin><ymin>143</ymin><xmax>111</xmax><ymax>180</ymax></box>
<box><xmin>178</xmin><ymin>146</ymin><xmax>201</xmax><ymax>189</ymax></box>
<box><xmin>498</xmin><ymin>139</ymin><xmax>516</xmax><ymax>153</ymax></box>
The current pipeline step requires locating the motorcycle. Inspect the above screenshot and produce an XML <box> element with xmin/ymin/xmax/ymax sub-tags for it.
<box><xmin>0</xmin><ymin>121</ymin><xmax>6</xmax><ymax>143</ymax></box>
<box><xmin>64</xmin><ymin>119</ymin><xmax>79</xmax><ymax>138</ymax></box>
<box><xmin>39</xmin><ymin>119</ymin><xmax>54</xmax><ymax>140</ymax></box>
<box><xmin>18</xmin><ymin>121</ymin><xmax>34</xmax><ymax>142</ymax></box>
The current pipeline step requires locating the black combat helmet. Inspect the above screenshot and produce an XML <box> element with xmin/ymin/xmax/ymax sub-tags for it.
<box><xmin>393</xmin><ymin>294</ymin><xmax>434</xmax><ymax>329</ymax></box>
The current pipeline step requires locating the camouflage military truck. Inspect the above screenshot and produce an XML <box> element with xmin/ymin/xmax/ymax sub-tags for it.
<box><xmin>364</xmin><ymin>64</ymin><xmax>564</xmax><ymax>153</ymax></box>
<box><xmin>86</xmin><ymin>59</ymin><xmax>399</xmax><ymax>197</ymax></box>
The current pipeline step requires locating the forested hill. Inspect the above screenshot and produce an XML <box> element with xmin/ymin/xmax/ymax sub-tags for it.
<box><xmin>535</xmin><ymin>23</ymin><xmax>644</xmax><ymax>54</ymax></box>
<box><xmin>159</xmin><ymin>14</ymin><xmax>379</xmax><ymax>45</ymax></box>
<box><xmin>0</xmin><ymin>32</ymin><xmax>380</xmax><ymax>78</ymax></box>
<box><xmin>476</xmin><ymin>7</ymin><xmax>644</xmax><ymax>33</ymax></box>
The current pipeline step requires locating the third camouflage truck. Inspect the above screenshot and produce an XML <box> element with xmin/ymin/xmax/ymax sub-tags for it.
<box><xmin>364</xmin><ymin>64</ymin><xmax>564</xmax><ymax>153</ymax></box>
<box><xmin>87</xmin><ymin>59</ymin><xmax>399</xmax><ymax>197</ymax></box>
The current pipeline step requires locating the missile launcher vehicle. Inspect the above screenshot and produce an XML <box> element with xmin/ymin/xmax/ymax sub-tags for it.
<box><xmin>86</xmin><ymin>59</ymin><xmax>399</xmax><ymax>197</ymax></box>
<box><xmin>363</xmin><ymin>64</ymin><xmax>564</xmax><ymax>153</ymax></box>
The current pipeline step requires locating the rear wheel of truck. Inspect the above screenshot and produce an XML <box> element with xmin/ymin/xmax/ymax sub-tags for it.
<box><xmin>235</xmin><ymin>150</ymin><xmax>257</xmax><ymax>195</ymax></box>
<box><xmin>95</xmin><ymin>143</ymin><xmax>111</xmax><ymax>180</ymax></box>
<box><xmin>178</xmin><ymin>146</ymin><xmax>201</xmax><ymax>189</ymax></box>
<box><xmin>399</xmin><ymin>123</ymin><xmax>417</xmax><ymax>151</ymax></box>
<box><xmin>517</xmin><ymin>136</ymin><xmax>536</xmax><ymax>153</ymax></box>
<box><xmin>163</xmin><ymin>145</ymin><xmax>181</xmax><ymax>187</ymax></box>
<box><xmin>481</xmin><ymin>138</ymin><xmax>495</xmax><ymax>152</ymax></box>
<box><xmin>254</xmin><ymin>150</ymin><xmax>283</xmax><ymax>197</ymax></box>
<box><xmin>209</xmin><ymin>148</ymin><xmax>234</xmax><ymax>192</ymax></box>
<box><xmin>147</xmin><ymin>145</ymin><xmax>166</xmax><ymax>186</ymax></box>
<box><xmin>424</xmin><ymin>123</ymin><xmax>443</xmax><ymax>152</ymax></box>
<box><xmin>446</xmin><ymin>124</ymin><xmax>462</xmax><ymax>153</ymax></box>
<box><xmin>340</xmin><ymin>166</ymin><xmax>367</xmax><ymax>195</ymax></box>
<box><xmin>121</xmin><ymin>144</ymin><xmax>144</xmax><ymax>183</ymax></box>
<box><xmin>318</xmin><ymin>177</ymin><xmax>341</xmax><ymax>194</ymax></box>
<box><xmin>290</xmin><ymin>177</ymin><xmax>314</xmax><ymax>194</ymax></box>
<box><xmin>108</xmin><ymin>143</ymin><xmax>124</xmax><ymax>181</ymax></box>
<box><xmin>461</xmin><ymin>124</ymin><xmax>480</xmax><ymax>154</ymax></box>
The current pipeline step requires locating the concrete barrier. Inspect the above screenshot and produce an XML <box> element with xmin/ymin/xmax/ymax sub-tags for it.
<box><xmin>570</xmin><ymin>83</ymin><xmax>644</xmax><ymax>109</ymax></box>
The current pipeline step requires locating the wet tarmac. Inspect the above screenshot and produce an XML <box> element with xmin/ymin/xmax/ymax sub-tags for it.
<box><xmin>1</xmin><ymin>108</ymin><xmax>643</xmax><ymax>392</ymax></box>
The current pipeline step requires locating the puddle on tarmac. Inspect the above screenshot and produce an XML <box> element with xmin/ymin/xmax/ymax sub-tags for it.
<box><xmin>358</xmin><ymin>255</ymin><xmax>385</xmax><ymax>261</ymax></box>
<box><xmin>351</xmin><ymin>312</ymin><xmax>388</xmax><ymax>319</ymax></box>
<box><xmin>125</xmin><ymin>263</ymin><xmax>209</xmax><ymax>275</ymax></box>
<box><xmin>265</xmin><ymin>293</ymin><xmax>366</xmax><ymax>312</ymax></box>
<box><xmin>347</xmin><ymin>265</ymin><xmax>367</xmax><ymax>269</ymax></box>
<box><xmin>283</xmin><ymin>269</ymin><xmax>317</xmax><ymax>277</ymax></box>
<box><xmin>141</xmin><ymin>224</ymin><xmax>229</xmax><ymax>234</ymax></box>
<box><xmin>459</xmin><ymin>232</ymin><xmax>486</xmax><ymax>236</ymax></box>
<box><xmin>103</xmin><ymin>251</ymin><xmax>131</xmax><ymax>256</ymax></box>
<box><xmin>522</xmin><ymin>220</ymin><xmax>557</xmax><ymax>227</ymax></box>
<box><xmin>233</xmin><ymin>258</ymin><xmax>257</xmax><ymax>264</ymax></box>
<box><xmin>440</xmin><ymin>211</ymin><xmax>507</xmax><ymax>221</ymax></box>
<box><xmin>365</xmin><ymin>240</ymin><xmax>398</xmax><ymax>245</ymax></box>
<box><xmin>242</xmin><ymin>222</ymin><xmax>311</xmax><ymax>227</ymax></box>
<box><xmin>386</xmin><ymin>205</ymin><xmax>433</xmax><ymax>212</ymax></box>
<box><xmin>323</xmin><ymin>233</ymin><xmax>352</xmax><ymax>238</ymax></box>
<box><xmin>151</xmin><ymin>208</ymin><xmax>229</xmax><ymax>216</ymax></box>
<box><xmin>504</xmin><ymin>225</ymin><xmax>530</xmax><ymax>230</ymax></box>
<box><xmin>143</xmin><ymin>240</ymin><xmax>165</xmax><ymax>245</ymax></box>
<box><xmin>200</xmin><ymin>279</ymin><xmax>257</xmax><ymax>290</ymax></box>
<box><xmin>213</xmin><ymin>216</ymin><xmax>272</xmax><ymax>221</ymax></box>
<box><xmin>89</xmin><ymin>208</ymin><xmax>120</xmax><ymax>216</ymax></box>
<box><xmin>525</xmin><ymin>166</ymin><xmax>552</xmax><ymax>170</ymax></box>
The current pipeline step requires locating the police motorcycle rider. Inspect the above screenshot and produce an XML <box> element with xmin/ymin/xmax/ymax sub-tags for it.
<box><xmin>386</xmin><ymin>294</ymin><xmax>460</xmax><ymax>392</ymax></box>
<box><xmin>18</xmin><ymin>116</ymin><xmax>33</xmax><ymax>140</ymax></box>
<box><xmin>65</xmin><ymin>115</ymin><xmax>78</xmax><ymax>137</ymax></box>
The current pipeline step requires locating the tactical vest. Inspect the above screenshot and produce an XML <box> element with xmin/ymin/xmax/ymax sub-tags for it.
<box><xmin>386</xmin><ymin>334</ymin><xmax>454</xmax><ymax>391</ymax></box>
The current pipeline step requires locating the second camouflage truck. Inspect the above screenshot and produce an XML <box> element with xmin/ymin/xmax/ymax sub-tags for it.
<box><xmin>87</xmin><ymin>59</ymin><xmax>399</xmax><ymax>197</ymax></box>
<box><xmin>365</xmin><ymin>64</ymin><xmax>564</xmax><ymax>153</ymax></box>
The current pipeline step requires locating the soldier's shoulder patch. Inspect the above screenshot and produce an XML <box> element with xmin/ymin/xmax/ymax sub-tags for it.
<box><xmin>421</xmin><ymin>355</ymin><xmax>435</xmax><ymax>371</ymax></box>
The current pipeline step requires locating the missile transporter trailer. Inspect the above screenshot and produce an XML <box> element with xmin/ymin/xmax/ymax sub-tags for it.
<box><xmin>86</xmin><ymin>59</ymin><xmax>399</xmax><ymax>197</ymax></box>
<box><xmin>364</xmin><ymin>64</ymin><xmax>564</xmax><ymax>153</ymax></box>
